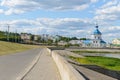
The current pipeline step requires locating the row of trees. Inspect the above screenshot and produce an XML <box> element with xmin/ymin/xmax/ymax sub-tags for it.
<box><xmin>0</xmin><ymin>31</ymin><xmax>21</xmax><ymax>42</ymax></box>
<box><xmin>58</xmin><ymin>36</ymin><xmax>88</xmax><ymax>42</ymax></box>
<box><xmin>0</xmin><ymin>30</ymin><xmax>89</xmax><ymax>46</ymax></box>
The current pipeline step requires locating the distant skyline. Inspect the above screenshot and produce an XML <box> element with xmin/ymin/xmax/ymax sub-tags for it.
<box><xmin>0</xmin><ymin>0</ymin><xmax>120</xmax><ymax>42</ymax></box>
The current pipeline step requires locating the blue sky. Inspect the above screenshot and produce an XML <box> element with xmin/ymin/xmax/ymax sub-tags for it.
<box><xmin>0</xmin><ymin>0</ymin><xmax>120</xmax><ymax>42</ymax></box>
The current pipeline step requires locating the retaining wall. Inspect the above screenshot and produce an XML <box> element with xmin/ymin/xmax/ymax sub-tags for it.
<box><xmin>47</xmin><ymin>48</ymin><xmax>85</xmax><ymax>80</ymax></box>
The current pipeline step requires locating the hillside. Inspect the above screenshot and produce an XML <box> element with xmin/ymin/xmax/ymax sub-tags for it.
<box><xmin>0</xmin><ymin>41</ymin><xmax>40</xmax><ymax>55</ymax></box>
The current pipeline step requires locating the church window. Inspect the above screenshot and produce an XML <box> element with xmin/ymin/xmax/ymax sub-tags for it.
<box><xmin>98</xmin><ymin>37</ymin><xmax>100</xmax><ymax>39</ymax></box>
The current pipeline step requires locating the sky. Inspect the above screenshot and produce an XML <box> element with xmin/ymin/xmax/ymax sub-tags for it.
<box><xmin>0</xmin><ymin>0</ymin><xmax>120</xmax><ymax>42</ymax></box>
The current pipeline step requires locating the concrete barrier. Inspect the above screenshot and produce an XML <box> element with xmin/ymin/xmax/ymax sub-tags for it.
<box><xmin>46</xmin><ymin>48</ymin><xmax>51</xmax><ymax>55</ymax></box>
<box><xmin>47</xmin><ymin>48</ymin><xmax>85</xmax><ymax>80</ymax></box>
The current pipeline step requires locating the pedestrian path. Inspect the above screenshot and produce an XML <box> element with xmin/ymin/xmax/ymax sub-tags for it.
<box><xmin>72</xmin><ymin>64</ymin><xmax>117</xmax><ymax>80</ymax></box>
<box><xmin>23</xmin><ymin>48</ymin><xmax>61</xmax><ymax>80</ymax></box>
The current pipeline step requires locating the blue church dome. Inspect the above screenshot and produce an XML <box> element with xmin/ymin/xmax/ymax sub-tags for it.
<box><xmin>93</xmin><ymin>26</ymin><xmax>102</xmax><ymax>35</ymax></box>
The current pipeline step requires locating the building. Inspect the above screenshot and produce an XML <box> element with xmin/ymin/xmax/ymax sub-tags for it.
<box><xmin>21</xmin><ymin>33</ymin><xmax>31</xmax><ymax>40</ymax></box>
<box><xmin>34</xmin><ymin>35</ymin><xmax>39</xmax><ymax>41</ymax></box>
<box><xmin>112</xmin><ymin>39</ymin><xmax>120</xmax><ymax>45</ymax></box>
<box><xmin>69</xmin><ymin>40</ymin><xmax>82</xmax><ymax>45</ymax></box>
<box><xmin>58</xmin><ymin>41</ymin><xmax>68</xmax><ymax>46</ymax></box>
<box><xmin>82</xmin><ymin>39</ymin><xmax>92</xmax><ymax>47</ymax></box>
<box><xmin>40</xmin><ymin>34</ymin><xmax>53</xmax><ymax>41</ymax></box>
<box><xmin>82</xmin><ymin>25</ymin><xmax>106</xmax><ymax>48</ymax></box>
<box><xmin>92</xmin><ymin>25</ymin><xmax>106</xmax><ymax>47</ymax></box>
<box><xmin>20</xmin><ymin>33</ymin><xmax>32</xmax><ymax>43</ymax></box>
<box><xmin>52</xmin><ymin>35</ymin><xmax>60</xmax><ymax>43</ymax></box>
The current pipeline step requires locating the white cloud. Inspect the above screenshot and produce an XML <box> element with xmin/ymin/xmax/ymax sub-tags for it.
<box><xmin>0</xmin><ymin>0</ymin><xmax>96</xmax><ymax>15</ymax></box>
<box><xmin>4</xmin><ymin>8</ymin><xmax>24</xmax><ymax>15</ymax></box>
<box><xmin>0</xmin><ymin>9</ymin><xmax>4</xmax><ymax>13</ymax></box>
<box><xmin>0</xmin><ymin>18</ymin><xmax>93</xmax><ymax>37</ymax></box>
<box><xmin>94</xmin><ymin>0</ymin><xmax>120</xmax><ymax>21</ymax></box>
<box><xmin>91</xmin><ymin>0</ymin><xmax>98</xmax><ymax>3</ymax></box>
<box><xmin>101</xmin><ymin>25</ymin><xmax>120</xmax><ymax>42</ymax></box>
<box><xmin>101</xmin><ymin>0</ymin><xmax>118</xmax><ymax>9</ymax></box>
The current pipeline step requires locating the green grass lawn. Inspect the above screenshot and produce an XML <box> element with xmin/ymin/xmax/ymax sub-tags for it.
<box><xmin>0</xmin><ymin>41</ymin><xmax>41</xmax><ymax>55</ymax></box>
<box><xmin>70</xmin><ymin>56</ymin><xmax>120</xmax><ymax>71</ymax></box>
<box><xmin>72</xmin><ymin>50</ymin><xmax>120</xmax><ymax>54</ymax></box>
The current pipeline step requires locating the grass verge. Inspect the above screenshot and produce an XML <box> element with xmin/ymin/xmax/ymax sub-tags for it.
<box><xmin>69</xmin><ymin>56</ymin><xmax>120</xmax><ymax>71</ymax></box>
<box><xmin>0</xmin><ymin>41</ymin><xmax>41</xmax><ymax>56</ymax></box>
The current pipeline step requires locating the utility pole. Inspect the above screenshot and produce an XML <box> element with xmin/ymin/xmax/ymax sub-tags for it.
<box><xmin>15</xmin><ymin>29</ymin><xmax>17</xmax><ymax>43</ymax></box>
<box><xmin>7</xmin><ymin>24</ymin><xmax>10</xmax><ymax>42</ymax></box>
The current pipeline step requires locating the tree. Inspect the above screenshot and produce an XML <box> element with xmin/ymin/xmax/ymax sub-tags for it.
<box><xmin>47</xmin><ymin>39</ymin><xmax>53</xmax><ymax>45</ymax></box>
<box><xmin>36</xmin><ymin>36</ymin><xmax>41</xmax><ymax>42</ymax></box>
<box><xmin>80</xmin><ymin>38</ymin><xmax>87</xmax><ymax>40</ymax></box>
<box><xmin>30</xmin><ymin>35</ymin><xmax>34</xmax><ymax>41</ymax></box>
<box><xmin>59</xmin><ymin>36</ymin><xmax>71</xmax><ymax>42</ymax></box>
<box><xmin>71</xmin><ymin>37</ymin><xmax>78</xmax><ymax>40</ymax></box>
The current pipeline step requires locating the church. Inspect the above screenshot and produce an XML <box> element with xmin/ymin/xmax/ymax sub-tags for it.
<box><xmin>82</xmin><ymin>25</ymin><xmax>106</xmax><ymax>48</ymax></box>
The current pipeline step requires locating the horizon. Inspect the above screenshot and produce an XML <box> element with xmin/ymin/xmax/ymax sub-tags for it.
<box><xmin>0</xmin><ymin>0</ymin><xmax>120</xmax><ymax>42</ymax></box>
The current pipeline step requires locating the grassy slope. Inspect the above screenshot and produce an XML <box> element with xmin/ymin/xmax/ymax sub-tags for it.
<box><xmin>70</xmin><ymin>56</ymin><xmax>120</xmax><ymax>71</ymax></box>
<box><xmin>0</xmin><ymin>41</ymin><xmax>41</xmax><ymax>55</ymax></box>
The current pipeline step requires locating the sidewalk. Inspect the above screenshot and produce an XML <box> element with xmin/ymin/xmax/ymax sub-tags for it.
<box><xmin>72</xmin><ymin>64</ymin><xmax>117</xmax><ymax>80</ymax></box>
<box><xmin>23</xmin><ymin>48</ymin><xmax>61</xmax><ymax>80</ymax></box>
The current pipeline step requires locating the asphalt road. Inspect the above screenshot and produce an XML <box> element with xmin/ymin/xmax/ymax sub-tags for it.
<box><xmin>0</xmin><ymin>48</ymin><xmax>42</xmax><ymax>80</ymax></box>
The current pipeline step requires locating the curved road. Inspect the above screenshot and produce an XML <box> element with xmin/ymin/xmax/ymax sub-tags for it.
<box><xmin>0</xmin><ymin>48</ymin><xmax>41</xmax><ymax>80</ymax></box>
<box><xmin>0</xmin><ymin>48</ymin><xmax>59</xmax><ymax>80</ymax></box>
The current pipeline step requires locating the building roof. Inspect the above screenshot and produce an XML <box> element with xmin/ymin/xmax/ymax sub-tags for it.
<box><xmin>93</xmin><ymin>26</ymin><xmax>102</xmax><ymax>35</ymax></box>
<box><xmin>83</xmin><ymin>39</ymin><xmax>92</xmax><ymax>44</ymax></box>
<box><xmin>100</xmin><ymin>40</ymin><xmax>106</xmax><ymax>43</ymax></box>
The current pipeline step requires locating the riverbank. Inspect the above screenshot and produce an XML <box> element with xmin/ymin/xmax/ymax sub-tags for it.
<box><xmin>70</xmin><ymin>56</ymin><xmax>120</xmax><ymax>71</ymax></box>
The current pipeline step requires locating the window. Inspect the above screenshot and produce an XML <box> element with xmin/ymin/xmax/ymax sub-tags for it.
<box><xmin>98</xmin><ymin>37</ymin><xmax>100</xmax><ymax>39</ymax></box>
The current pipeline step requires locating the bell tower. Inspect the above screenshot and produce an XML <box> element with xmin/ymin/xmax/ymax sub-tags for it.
<box><xmin>94</xmin><ymin>25</ymin><xmax>102</xmax><ymax>40</ymax></box>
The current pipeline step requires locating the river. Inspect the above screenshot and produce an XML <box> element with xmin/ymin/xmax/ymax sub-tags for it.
<box><xmin>80</xmin><ymin>53</ymin><xmax>120</xmax><ymax>59</ymax></box>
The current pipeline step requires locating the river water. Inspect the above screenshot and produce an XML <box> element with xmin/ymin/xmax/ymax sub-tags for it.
<box><xmin>80</xmin><ymin>53</ymin><xmax>120</xmax><ymax>59</ymax></box>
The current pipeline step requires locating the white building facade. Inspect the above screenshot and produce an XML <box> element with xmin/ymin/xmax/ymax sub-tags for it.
<box><xmin>82</xmin><ymin>25</ymin><xmax>106</xmax><ymax>48</ymax></box>
<box><xmin>112</xmin><ymin>39</ymin><xmax>120</xmax><ymax>45</ymax></box>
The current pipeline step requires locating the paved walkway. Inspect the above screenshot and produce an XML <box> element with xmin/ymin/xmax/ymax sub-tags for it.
<box><xmin>23</xmin><ymin>48</ymin><xmax>61</xmax><ymax>80</ymax></box>
<box><xmin>72</xmin><ymin>64</ymin><xmax>117</xmax><ymax>80</ymax></box>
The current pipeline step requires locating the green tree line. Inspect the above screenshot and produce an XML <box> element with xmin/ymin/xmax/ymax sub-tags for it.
<box><xmin>0</xmin><ymin>31</ymin><xmax>21</xmax><ymax>42</ymax></box>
